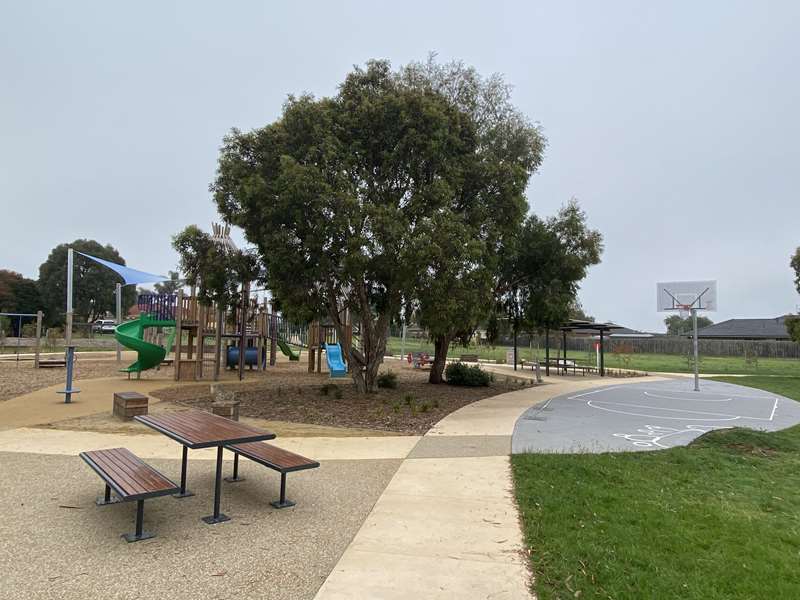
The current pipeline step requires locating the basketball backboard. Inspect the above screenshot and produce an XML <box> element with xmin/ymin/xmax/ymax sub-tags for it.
<box><xmin>657</xmin><ymin>281</ymin><xmax>717</xmax><ymax>312</ymax></box>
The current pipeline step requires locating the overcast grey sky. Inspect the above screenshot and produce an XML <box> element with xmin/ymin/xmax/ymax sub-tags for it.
<box><xmin>2</xmin><ymin>1</ymin><xmax>798</xmax><ymax>331</ymax></box>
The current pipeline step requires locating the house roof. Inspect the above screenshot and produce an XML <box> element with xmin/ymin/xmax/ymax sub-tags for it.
<box><xmin>694</xmin><ymin>316</ymin><xmax>791</xmax><ymax>340</ymax></box>
<box><xmin>603</xmin><ymin>325</ymin><xmax>654</xmax><ymax>338</ymax></box>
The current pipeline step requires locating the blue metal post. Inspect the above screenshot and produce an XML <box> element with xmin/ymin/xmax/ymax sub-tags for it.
<box><xmin>59</xmin><ymin>345</ymin><xmax>80</xmax><ymax>403</ymax></box>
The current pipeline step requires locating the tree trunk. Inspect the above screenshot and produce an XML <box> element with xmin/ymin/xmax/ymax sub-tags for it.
<box><xmin>327</xmin><ymin>287</ymin><xmax>391</xmax><ymax>394</ymax></box>
<box><xmin>429</xmin><ymin>335</ymin><xmax>450</xmax><ymax>384</ymax></box>
<box><xmin>347</xmin><ymin>319</ymin><xmax>388</xmax><ymax>393</ymax></box>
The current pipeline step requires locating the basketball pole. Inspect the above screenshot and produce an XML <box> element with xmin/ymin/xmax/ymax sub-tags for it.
<box><xmin>692</xmin><ymin>307</ymin><xmax>699</xmax><ymax>392</ymax></box>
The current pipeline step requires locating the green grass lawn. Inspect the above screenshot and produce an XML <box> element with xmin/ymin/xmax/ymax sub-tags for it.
<box><xmin>512</xmin><ymin>376</ymin><xmax>800</xmax><ymax>599</ymax></box>
<box><xmin>386</xmin><ymin>336</ymin><xmax>800</xmax><ymax>376</ymax></box>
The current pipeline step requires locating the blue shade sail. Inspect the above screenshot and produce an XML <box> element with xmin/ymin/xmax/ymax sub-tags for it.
<box><xmin>76</xmin><ymin>252</ymin><xmax>168</xmax><ymax>286</ymax></box>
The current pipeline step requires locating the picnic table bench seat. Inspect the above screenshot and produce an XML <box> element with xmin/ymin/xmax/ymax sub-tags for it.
<box><xmin>80</xmin><ymin>447</ymin><xmax>179</xmax><ymax>542</ymax></box>
<box><xmin>224</xmin><ymin>442</ymin><xmax>320</xmax><ymax>509</ymax></box>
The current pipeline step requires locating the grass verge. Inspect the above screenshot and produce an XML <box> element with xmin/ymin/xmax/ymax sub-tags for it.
<box><xmin>511</xmin><ymin>376</ymin><xmax>800</xmax><ymax>599</ymax></box>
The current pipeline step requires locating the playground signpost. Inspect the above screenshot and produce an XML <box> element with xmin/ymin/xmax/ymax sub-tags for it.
<box><xmin>657</xmin><ymin>280</ymin><xmax>717</xmax><ymax>391</ymax></box>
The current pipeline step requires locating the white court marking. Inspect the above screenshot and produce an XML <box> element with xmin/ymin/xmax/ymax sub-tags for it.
<box><xmin>568</xmin><ymin>384</ymin><xmax>781</xmax><ymax>429</ymax></box>
<box><xmin>612</xmin><ymin>425</ymin><xmax>733</xmax><ymax>449</ymax></box>
<box><xmin>642</xmin><ymin>391</ymin><xmax>732</xmax><ymax>402</ymax></box>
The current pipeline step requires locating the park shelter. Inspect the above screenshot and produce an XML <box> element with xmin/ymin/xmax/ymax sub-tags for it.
<box><xmin>554</xmin><ymin>320</ymin><xmax>623</xmax><ymax>376</ymax></box>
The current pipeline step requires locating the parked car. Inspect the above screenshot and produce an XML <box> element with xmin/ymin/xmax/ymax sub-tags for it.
<box><xmin>92</xmin><ymin>319</ymin><xmax>117</xmax><ymax>334</ymax></box>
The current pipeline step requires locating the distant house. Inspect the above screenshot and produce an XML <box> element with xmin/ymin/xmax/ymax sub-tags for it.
<box><xmin>693</xmin><ymin>316</ymin><xmax>792</xmax><ymax>341</ymax></box>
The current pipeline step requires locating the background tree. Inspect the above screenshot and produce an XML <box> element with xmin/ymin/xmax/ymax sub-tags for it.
<box><xmin>569</xmin><ymin>300</ymin><xmax>594</xmax><ymax>322</ymax></box>
<box><xmin>0</xmin><ymin>270</ymin><xmax>42</xmax><ymax>314</ymax></box>
<box><xmin>0</xmin><ymin>270</ymin><xmax>43</xmax><ymax>335</ymax></box>
<box><xmin>496</xmin><ymin>201</ymin><xmax>603</xmax><ymax>346</ymax></box>
<box><xmin>786</xmin><ymin>247</ymin><xmax>800</xmax><ymax>343</ymax></box>
<box><xmin>172</xmin><ymin>226</ymin><xmax>259</xmax><ymax>310</ymax></box>
<box><xmin>214</xmin><ymin>60</ymin><xmax>477</xmax><ymax>392</ymax></box>
<box><xmin>37</xmin><ymin>240</ymin><xmax>136</xmax><ymax>326</ymax></box>
<box><xmin>154</xmin><ymin>270</ymin><xmax>182</xmax><ymax>295</ymax></box>
<box><xmin>664</xmin><ymin>314</ymin><xmax>714</xmax><ymax>335</ymax></box>
<box><xmin>400</xmin><ymin>57</ymin><xmax>546</xmax><ymax>383</ymax></box>
<box><xmin>786</xmin><ymin>317</ymin><xmax>800</xmax><ymax>344</ymax></box>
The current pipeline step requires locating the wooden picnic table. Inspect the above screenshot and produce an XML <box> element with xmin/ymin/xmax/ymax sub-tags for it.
<box><xmin>135</xmin><ymin>409</ymin><xmax>275</xmax><ymax>524</ymax></box>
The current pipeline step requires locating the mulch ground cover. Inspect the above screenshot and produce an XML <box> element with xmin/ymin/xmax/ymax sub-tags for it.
<box><xmin>152</xmin><ymin>363</ymin><xmax>527</xmax><ymax>434</ymax></box>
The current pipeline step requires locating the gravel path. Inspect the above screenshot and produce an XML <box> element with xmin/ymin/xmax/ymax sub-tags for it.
<box><xmin>0</xmin><ymin>451</ymin><xmax>400</xmax><ymax>600</ymax></box>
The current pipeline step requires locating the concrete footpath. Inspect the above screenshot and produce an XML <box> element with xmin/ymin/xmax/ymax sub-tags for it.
<box><xmin>314</xmin><ymin>376</ymin><xmax>659</xmax><ymax>599</ymax></box>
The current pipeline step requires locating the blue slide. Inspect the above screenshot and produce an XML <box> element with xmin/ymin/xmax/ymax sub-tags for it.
<box><xmin>324</xmin><ymin>343</ymin><xmax>348</xmax><ymax>378</ymax></box>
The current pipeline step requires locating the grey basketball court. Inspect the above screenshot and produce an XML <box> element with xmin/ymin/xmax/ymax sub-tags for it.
<box><xmin>513</xmin><ymin>378</ymin><xmax>800</xmax><ymax>453</ymax></box>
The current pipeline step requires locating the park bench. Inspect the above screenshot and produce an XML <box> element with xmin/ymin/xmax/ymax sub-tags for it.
<box><xmin>80</xmin><ymin>447</ymin><xmax>179</xmax><ymax>542</ymax></box>
<box><xmin>460</xmin><ymin>354</ymin><xmax>479</xmax><ymax>363</ymax></box>
<box><xmin>542</xmin><ymin>359</ymin><xmax>597</xmax><ymax>376</ymax></box>
<box><xmin>38</xmin><ymin>359</ymin><xmax>66</xmax><ymax>368</ymax></box>
<box><xmin>407</xmin><ymin>351</ymin><xmax>434</xmax><ymax>369</ymax></box>
<box><xmin>224</xmin><ymin>442</ymin><xmax>319</xmax><ymax>509</ymax></box>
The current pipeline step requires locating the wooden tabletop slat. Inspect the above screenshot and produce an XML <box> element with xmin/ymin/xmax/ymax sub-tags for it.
<box><xmin>136</xmin><ymin>409</ymin><xmax>274</xmax><ymax>448</ymax></box>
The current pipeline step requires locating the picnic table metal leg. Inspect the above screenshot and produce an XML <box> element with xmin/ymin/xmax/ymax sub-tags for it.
<box><xmin>270</xmin><ymin>472</ymin><xmax>296</xmax><ymax>509</ymax></box>
<box><xmin>96</xmin><ymin>483</ymin><xmax>121</xmax><ymax>506</ymax></box>
<box><xmin>224</xmin><ymin>452</ymin><xmax>245</xmax><ymax>483</ymax></box>
<box><xmin>123</xmin><ymin>499</ymin><xmax>154</xmax><ymax>542</ymax></box>
<box><xmin>174</xmin><ymin>445</ymin><xmax>194</xmax><ymax>498</ymax></box>
<box><xmin>202</xmin><ymin>446</ymin><xmax>230</xmax><ymax>524</ymax></box>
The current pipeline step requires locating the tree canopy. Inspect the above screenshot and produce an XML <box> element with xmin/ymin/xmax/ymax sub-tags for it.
<box><xmin>154</xmin><ymin>270</ymin><xmax>182</xmax><ymax>295</ymax></box>
<box><xmin>496</xmin><ymin>201</ymin><xmax>603</xmax><ymax>339</ymax></box>
<box><xmin>787</xmin><ymin>247</ymin><xmax>800</xmax><ymax>343</ymax></box>
<box><xmin>37</xmin><ymin>240</ymin><xmax>136</xmax><ymax>325</ymax></box>
<box><xmin>172</xmin><ymin>226</ymin><xmax>259</xmax><ymax>309</ymax></box>
<box><xmin>664</xmin><ymin>314</ymin><xmax>714</xmax><ymax>335</ymax></box>
<box><xmin>214</xmin><ymin>60</ymin><xmax>482</xmax><ymax>392</ymax></box>
<box><xmin>0</xmin><ymin>270</ymin><xmax>42</xmax><ymax>315</ymax></box>
<box><xmin>399</xmin><ymin>57</ymin><xmax>546</xmax><ymax>382</ymax></box>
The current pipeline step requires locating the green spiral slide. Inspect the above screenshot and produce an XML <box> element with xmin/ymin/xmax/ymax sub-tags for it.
<box><xmin>115</xmin><ymin>313</ymin><xmax>176</xmax><ymax>374</ymax></box>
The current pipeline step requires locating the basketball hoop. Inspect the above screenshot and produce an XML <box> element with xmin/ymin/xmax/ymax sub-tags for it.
<box><xmin>657</xmin><ymin>280</ymin><xmax>718</xmax><ymax>393</ymax></box>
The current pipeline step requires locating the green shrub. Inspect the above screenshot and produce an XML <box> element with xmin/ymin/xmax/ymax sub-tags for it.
<box><xmin>377</xmin><ymin>370</ymin><xmax>398</xmax><ymax>389</ymax></box>
<box><xmin>445</xmin><ymin>362</ymin><xmax>491</xmax><ymax>387</ymax></box>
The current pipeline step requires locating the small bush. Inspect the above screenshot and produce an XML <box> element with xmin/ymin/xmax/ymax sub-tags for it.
<box><xmin>333</xmin><ymin>387</ymin><xmax>343</xmax><ymax>400</ymax></box>
<box><xmin>445</xmin><ymin>362</ymin><xmax>491</xmax><ymax>387</ymax></box>
<box><xmin>391</xmin><ymin>401</ymin><xmax>401</xmax><ymax>413</ymax></box>
<box><xmin>377</xmin><ymin>370</ymin><xmax>398</xmax><ymax>389</ymax></box>
<box><xmin>403</xmin><ymin>393</ymin><xmax>415</xmax><ymax>405</ymax></box>
<box><xmin>420</xmin><ymin>402</ymin><xmax>430</xmax><ymax>413</ymax></box>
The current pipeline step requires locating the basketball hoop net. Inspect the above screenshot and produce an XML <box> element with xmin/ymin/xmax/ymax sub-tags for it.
<box><xmin>677</xmin><ymin>305</ymin><xmax>692</xmax><ymax>319</ymax></box>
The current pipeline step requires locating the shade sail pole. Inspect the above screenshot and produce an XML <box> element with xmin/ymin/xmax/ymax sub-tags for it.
<box><xmin>66</xmin><ymin>248</ymin><xmax>74</xmax><ymax>347</ymax></box>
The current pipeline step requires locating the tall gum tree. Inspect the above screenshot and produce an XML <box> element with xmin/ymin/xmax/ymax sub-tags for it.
<box><xmin>398</xmin><ymin>57</ymin><xmax>546</xmax><ymax>383</ymax></box>
<box><xmin>213</xmin><ymin>60</ymin><xmax>475</xmax><ymax>393</ymax></box>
